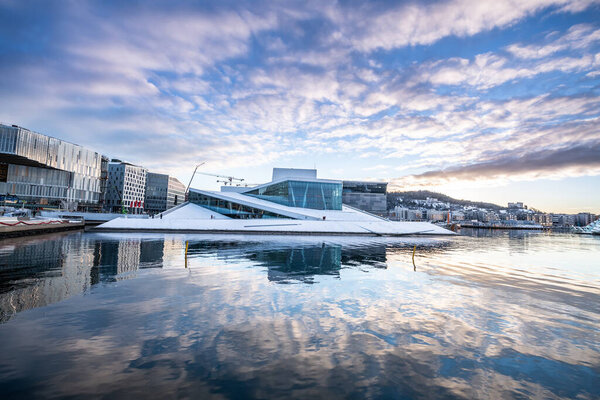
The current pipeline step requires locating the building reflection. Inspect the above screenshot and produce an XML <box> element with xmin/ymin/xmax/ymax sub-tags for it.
<box><xmin>0</xmin><ymin>234</ymin><xmax>452</xmax><ymax>322</ymax></box>
<box><xmin>0</xmin><ymin>233</ymin><xmax>96</xmax><ymax>323</ymax></box>
<box><xmin>187</xmin><ymin>240</ymin><xmax>390</xmax><ymax>283</ymax></box>
<box><xmin>0</xmin><ymin>234</ymin><xmax>168</xmax><ymax>323</ymax></box>
<box><xmin>252</xmin><ymin>245</ymin><xmax>344</xmax><ymax>283</ymax></box>
<box><xmin>458</xmin><ymin>228</ymin><xmax>540</xmax><ymax>254</ymax></box>
<box><xmin>1</xmin><ymin>235</ymin><xmax>598</xmax><ymax>400</ymax></box>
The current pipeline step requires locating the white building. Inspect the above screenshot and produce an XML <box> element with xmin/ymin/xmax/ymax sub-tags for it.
<box><xmin>104</xmin><ymin>161</ymin><xmax>147</xmax><ymax>214</ymax></box>
<box><xmin>450</xmin><ymin>211</ymin><xmax>465</xmax><ymax>221</ymax></box>
<box><xmin>426</xmin><ymin>210</ymin><xmax>444</xmax><ymax>222</ymax></box>
<box><xmin>98</xmin><ymin>168</ymin><xmax>453</xmax><ymax>236</ymax></box>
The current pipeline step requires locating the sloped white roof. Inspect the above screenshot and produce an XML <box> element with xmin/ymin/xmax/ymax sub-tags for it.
<box><xmin>189</xmin><ymin>189</ymin><xmax>381</xmax><ymax>221</ymax></box>
<box><xmin>97</xmin><ymin>202</ymin><xmax>454</xmax><ymax>236</ymax></box>
<box><xmin>98</xmin><ymin>215</ymin><xmax>451</xmax><ymax>236</ymax></box>
<box><xmin>162</xmin><ymin>202</ymin><xmax>229</xmax><ymax>220</ymax></box>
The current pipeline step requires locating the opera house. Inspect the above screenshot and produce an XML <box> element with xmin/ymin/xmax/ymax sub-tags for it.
<box><xmin>97</xmin><ymin>168</ymin><xmax>453</xmax><ymax>236</ymax></box>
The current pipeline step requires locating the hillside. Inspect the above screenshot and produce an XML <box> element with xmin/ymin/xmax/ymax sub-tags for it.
<box><xmin>387</xmin><ymin>190</ymin><xmax>504</xmax><ymax>210</ymax></box>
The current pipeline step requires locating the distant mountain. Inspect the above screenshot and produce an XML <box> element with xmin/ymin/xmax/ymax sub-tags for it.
<box><xmin>387</xmin><ymin>190</ymin><xmax>504</xmax><ymax>210</ymax></box>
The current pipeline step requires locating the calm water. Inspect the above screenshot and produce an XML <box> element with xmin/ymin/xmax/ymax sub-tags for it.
<box><xmin>0</xmin><ymin>230</ymin><xmax>598</xmax><ymax>399</ymax></box>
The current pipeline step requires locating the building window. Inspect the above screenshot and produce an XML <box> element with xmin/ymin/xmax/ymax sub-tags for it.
<box><xmin>245</xmin><ymin>180</ymin><xmax>342</xmax><ymax>210</ymax></box>
<box><xmin>188</xmin><ymin>192</ymin><xmax>291</xmax><ymax>219</ymax></box>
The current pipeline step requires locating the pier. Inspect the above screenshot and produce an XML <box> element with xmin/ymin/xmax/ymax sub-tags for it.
<box><xmin>0</xmin><ymin>219</ymin><xmax>84</xmax><ymax>239</ymax></box>
<box><xmin>459</xmin><ymin>222</ymin><xmax>547</xmax><ymax>230</ymax></box>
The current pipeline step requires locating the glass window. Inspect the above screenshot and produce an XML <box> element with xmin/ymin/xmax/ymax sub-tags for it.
<box><xmin>188</xmin><ymin>192</ymin><xmax>292</xmax><ymax>219</ymax></box>
<box><xmin>245</xmin><ymin>180</ymin><xmax>342</xmax><ymax>210</ymax></box>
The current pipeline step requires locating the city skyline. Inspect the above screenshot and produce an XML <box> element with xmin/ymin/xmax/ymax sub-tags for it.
<box><xmin>1</xmin><ymin>0</ymin><xmax>599</xmax><ymax>213</ymax></box>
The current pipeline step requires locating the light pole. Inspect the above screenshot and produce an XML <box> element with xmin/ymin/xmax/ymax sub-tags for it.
<box><xmin>185</xmin><ymin>161</ymin><xmax>207</xmax><ymax>201</ymax></box>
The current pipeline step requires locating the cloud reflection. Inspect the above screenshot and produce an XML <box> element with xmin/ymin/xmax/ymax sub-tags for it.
<box><xmin>0</xmin><ymin>232</ymin><xmax>598</xmax><ymax>398</ymax></box>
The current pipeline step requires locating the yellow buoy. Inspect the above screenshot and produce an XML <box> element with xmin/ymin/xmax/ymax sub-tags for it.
<box><xmin>185</xmin><ymin>241</ymin><xmax>189</xmax><ymax>268</ymax></box>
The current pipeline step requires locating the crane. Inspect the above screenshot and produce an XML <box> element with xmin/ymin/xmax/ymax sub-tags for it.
<box><xmin>111</xmin><ymin>183</ymin><xmax>127</xmax><ymax>214</ymax></box>
<box><xmin>197</xmin><ymin>172</ymin><xmax>245</xmax><ymax>186</ymax></box>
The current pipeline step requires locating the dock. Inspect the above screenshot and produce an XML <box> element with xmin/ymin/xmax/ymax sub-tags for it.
<box><xmin>459</xmin><ymin>223</ymin><xmax>547</xmax><ymax>230</ymax></box>
<box><xmin>39</xmin><ymin>210</ymin><xmax>149</xmax><ymax>226</ymax></box>
<box><xmin>0</xmin><ymin>219</ymin><xmax>85</xmax><ymax>239</ymax></box>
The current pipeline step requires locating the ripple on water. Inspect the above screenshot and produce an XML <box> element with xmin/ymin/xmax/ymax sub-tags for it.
<box><xmin>0</xmin><ymin>230</ymin><xmax>598</xmax><ymax>399</ymax></box>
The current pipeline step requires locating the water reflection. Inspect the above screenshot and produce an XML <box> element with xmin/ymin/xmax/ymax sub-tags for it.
<box><xmin>0</xmin><ymin>232</ymin><xmax>598</xmax><ymax>399</ymax></box>
<box><xmin>1</xmin><ymin>233</ymin><xmax>94</xmax><ymax>323</ymax></box>
<box><xmin>0</xmin><ymin>234</ymin><xmax>410</xmax><ymax>321</ymax></box>
<box><xmin>254</xmin><ymin>245</ymin><xmax>343</xmax><ymax>283</ymax></box>
<box><xmin>0</xmin><ymin>233</ymin><xmax>184</xmax><ymax>322</ymax></box>
<box><xmin>187</xmin><ymin>239</ymin><xmax>397</xmax><ymax>283</ymax></box>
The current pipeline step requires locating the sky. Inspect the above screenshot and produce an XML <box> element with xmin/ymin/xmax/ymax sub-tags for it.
<box><xmin>0</xmin><ymin>0</ymin><xmax>599</xmax><ymax>213</ymax></box>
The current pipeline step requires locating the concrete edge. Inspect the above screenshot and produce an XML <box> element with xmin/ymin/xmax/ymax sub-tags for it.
<box><xmin>90</xmin><ymin>227</ymin><xmax>456</xmax><ymax>236</ymax></box>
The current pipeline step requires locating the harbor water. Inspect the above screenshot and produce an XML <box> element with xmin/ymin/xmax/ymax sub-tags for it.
<box><xmin>0</xmin><ymin>230</ymin><xmax>598</xmax><ymax>399</ymax></box>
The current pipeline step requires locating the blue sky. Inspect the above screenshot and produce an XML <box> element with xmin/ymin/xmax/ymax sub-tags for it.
<box><xmin>0</xmin><ymin>0</ymin><xmax>599</xmax><ymax>213</ymax></box>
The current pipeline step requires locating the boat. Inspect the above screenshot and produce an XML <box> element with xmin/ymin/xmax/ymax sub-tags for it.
<box><xmin>572</xmin><ymin>219</ymin><xmax>600</xmax><ymax>235</ymax></box>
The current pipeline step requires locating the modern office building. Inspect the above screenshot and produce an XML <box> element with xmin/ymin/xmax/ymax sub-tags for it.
<box><xmin>104</xmin><ymin>160</ymin><xmax>147</xmax><ymax>214</ymax></box>
<box><xmin>144</xmin><ymin>172</ymin><xmax>185</xmax><ymax>214</ymax></box>
<box><xmin>575</xmin><ymin>212</ymin><xmax>594</xmax><ymax>227</ymax></box>
<box><xmin>98</xmin><ymin>155</ymin><xmax>110</xmax><ymax>209</ymax></box>
<box><xmin>0</xmin><ymin>123</ymin><xmax>104</xmax><ymax>209</ymax></box>
<box><xmin>342</xmin><ymin>180</ymin><xmax>388</xmax><ymax>215</ymax></box>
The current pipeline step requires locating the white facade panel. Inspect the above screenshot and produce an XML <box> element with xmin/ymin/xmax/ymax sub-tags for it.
<box><xmin>272</xmin><ymin>168</ymin><xmax>317</xmax><ymax>181</ymax></box>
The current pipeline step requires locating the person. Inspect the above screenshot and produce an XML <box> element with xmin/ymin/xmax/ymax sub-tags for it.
<box><xmin>160</xmin><ymin>214</ymin><xmax>162</xmax><ymax>219</ymax></box>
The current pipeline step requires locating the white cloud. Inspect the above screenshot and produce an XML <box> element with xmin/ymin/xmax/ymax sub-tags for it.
<box><xmin>1</xmin><ymin>0</ymin><xmax>599</xmax><ymax>191</ymax></box>
<box><xmin>423</xmin><ymin>52</ymin><xmax>599</xmax><ymax>89</ymax></box>
<box><xmin>506</xmin><ymin>23</ymin><xmax>600</xmax><ymax>59</ymax></box>
<box><xmin>339</xmin><ymin>0</ymin><xmax>600</xmax><ymax>52</ymax></box>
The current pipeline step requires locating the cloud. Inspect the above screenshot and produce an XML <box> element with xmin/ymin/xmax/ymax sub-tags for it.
<box><xmin>422</xmin><ymin>51</ymin><xmax>599</xmax><ymax>90</ymax></box>
<box><xmin>506</xmin><ymin>23</ymin><xmax>600</xmax><ymax>59</ymax></box>
<box><xmin>391</xmin><ymin>135</ymin><xmax>600</xmax><ymax>189</ymax></box>
<box><xmin>338</xmin><ymin>0</ymin><xmax>600</xmax><ymax>52</ymax></box>
<box><xmin>0</xmin><ymin>0</ymin><xmax>599</xmax><ymax>197</ymax></box>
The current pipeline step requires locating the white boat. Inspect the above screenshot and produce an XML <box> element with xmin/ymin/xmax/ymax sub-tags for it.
<box><xmin>572</xmin><ymin>219</ymin><xmax>600</xmax><ymax>235</ymax></box>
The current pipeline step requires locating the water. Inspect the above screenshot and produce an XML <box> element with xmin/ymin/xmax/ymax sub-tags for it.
<box><xmin>0</xmin><ymin>230</ymin><xmax>598</xmax><ymax>399</ymax></box>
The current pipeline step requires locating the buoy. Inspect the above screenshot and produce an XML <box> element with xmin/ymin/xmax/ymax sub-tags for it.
<box><xmin>185</xmin><ymin>241</ymin><xmax>189</xmax><ymax>268</ymax></box>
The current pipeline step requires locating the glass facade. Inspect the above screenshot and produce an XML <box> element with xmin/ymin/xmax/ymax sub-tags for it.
<box><xmin>342</xmin><ymin>181</ymin><xmax>388</xmax><ymax>215</ymax></box>
<box><xmin>245</xmin><ymin>180</ymin><xmax>342</xmax><ymax>210</ymax></box>
<box><xmin>342</xmin><ymin>181</ymin><xmax>387</xmax><ymax>194</ymax></box>
<box><xmin>167</xmin><ymin>176</ymin><xmax>185</xmax><ymax>210</ymax></box>
<box><xmin>144</xmin><ymin>173</ymin><xmax>185</xmax><ymax>214</ymax></box>
<box><xmin>188</xmin><ymin>191</ymin><xmax>291</xmax><ymax>219</ymax></box>
<box><xmin>144</xmin><ymin>173</ymin><xmax>169</xmax><ymax>213</ymax></box>
<box><xmin>105</xmin><ymin>162</ymin><xmax>147</xmax><ymax>213</ymax></box>
<box><xmin>0</xmin><ymin>124</ymin><xmax>103</xmax><ymax>206</ymax></box>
